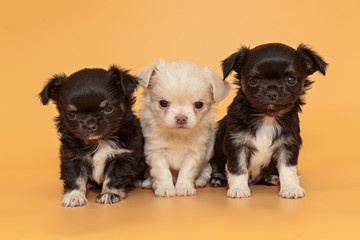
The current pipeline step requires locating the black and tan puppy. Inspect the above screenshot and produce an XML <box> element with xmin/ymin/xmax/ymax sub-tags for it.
<box><xmin>210</xmin><ymin>43</ymin><xmax>327</xmax><ymax>198</ymax></box>
<box><xmin>40</xmin><ymin>66</ymin><xmax>146</xmax><ymax>206</ymax></box>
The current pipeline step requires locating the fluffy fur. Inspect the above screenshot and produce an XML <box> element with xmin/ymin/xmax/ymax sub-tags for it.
<box><xmin>39</xmin><ymin>66</ymin><xmax>146</xmax><ymax>206</ymax></box>
<box><xmin>210</xmin><ymin>43</ymin><xmax>327</xmax><ymax>198</ymax></box>
<box><xmin>138</xmin><ymin>59</ymin><xmax>230</xmax><ymax>197</ymax></box>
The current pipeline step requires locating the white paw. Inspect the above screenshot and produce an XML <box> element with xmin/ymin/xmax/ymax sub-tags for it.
<box><xmin>175</xmin><ymin>183</ymin><xmax>197</xmax><ymax>196</ymax></box>
<box><xmin>141</xmin><ymin>177</ymin><xmax>152</xmax><ymax>189</ymax></box>
<box><xmin>62</xmin><ymin>191</ymin><xmax>88</xmax><ymax>207</ymax></box>
<box><xmin>279</xmin><ymin>185</ymin><xmax>305</xmax><ymax>199</ymax></box>
<box><xmin>154</xmin><ymin>185</ymin><xmax>176</xmax><ymax>197</ymax></box>
<box><xmin>227</xmin><ymin>186</ymin><xmax>251</xmax><ymax>198</ymax></box>
<box><xmin>195</xmin><ymin>177</ymin><xmax>208</xmax><ymax>188</ymax></box>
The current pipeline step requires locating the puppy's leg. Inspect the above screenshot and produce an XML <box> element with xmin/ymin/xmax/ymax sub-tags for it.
<box><xmin>210</xmin><ymin>154</ymin><xmax>227</xmax><ymax>188</ymax></box>
<box><xmin>195</xmin><ymin>163</ymin><xmax>211</xmax><ymax>188</ymax></box>
<box><xmin>62</xmin><ymin>176</ymin><xmax>88</xmax><ymax>207</ymax></box>
<box><xmin>96</xmin><ymin>155</ymin><xmax>136</xmax><ymax>204</ymax></box>
<box><xmin>210</xmin><ymin>120</ymin><xmax>228</xmax><ymax>187</ymax></box>
<box><xmin>175</xmin><ymin>155</ymin><xmax>201</xmax><ymax>196</ymax></box>
<box><xmin>96</xmin><ymin>177</ymin><xmax>126</xmax><ymax>204</ymax></box>
<box><xmin>226</xmin><ymin>148</ymin><xmax>251</xmax><ymax>198</ymax></box>
<box><xmin>148</xmin><ymin>154</ymin><xmax>175</xmax><ymax>197</ymax></box>
<box><xmin>60</xmin><ymin>157</ymin><xmax>88</xmax><ymax>207</ymax></box>
<box><xmin>277</xmin><ymin>147</ymin><xmax>305</xmax><ymax>199</ymax></box>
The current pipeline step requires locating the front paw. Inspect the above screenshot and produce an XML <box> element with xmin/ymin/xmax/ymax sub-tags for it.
<box><xmin>210</xmin><ymin>177</ymin><xmax>227</xmax><ymax>187</ymax></box>
<box><xmin>141</xmin><ymin>177</ymin><xmax>152</xmax><ymax>189</ymax></box>
<box><xmin>227</xmin><ymin>186</ymin><xmax>251</xmax><ymax>198</ymax></box>
<box><xmin>195</xmin><ymin>178</ymin><xmax>208</xmax><ymax>188</ymax></box>
<box><xmin>175</xmin><ymin>183</ymin><xmax>196</xmax><ymax>196</ymax></box>
<box><xmin>96</xmin><ymin>193</ymin><xmax>121</xmax><ymax>204</ymax></box>
<box><xmin>154</xmin><ymin>185</ymin><xmax>176</xmax><ymax>197</ymax></box>
<box><xmin>279</xmin><ymin>185</ymin><xmax>305</xmax><ymax>199</ymax></box>
<box><xmin>62</xmin><ymin>191</ymin><xmax>88</xmax><ymax>207</ymax></box>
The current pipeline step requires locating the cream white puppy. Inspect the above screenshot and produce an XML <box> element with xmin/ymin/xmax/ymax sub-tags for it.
<box><xmin>138</xmin><ymin>59</ymin><xmax>230</xmax><ymax>197</ymax></box>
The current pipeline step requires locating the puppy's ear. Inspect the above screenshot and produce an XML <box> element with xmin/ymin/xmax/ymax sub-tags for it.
<box><xmin>108</xmin><ymin>65</ymin><xmax>138</xmax><ymax>95</ymax></box>
<box><xmin>39</xmin><ymin>74</ymin><xmax>66</xmax><ymax>105</ymax></box>
<box><xmin>221</xmin><ymin>46</ymin><xmax>250</xmax><ymax>80</ymax></box>
<box><xmin>296</xmin><ymin>44</ymin><xmax>328</xmax><ymax>75</ymax></box>
<box><xmin>137</xmin><ymin>59</ymin><xmax>166</xmax><ymax>88</ymax></box>
<box><xmin>204</xmin><ymin>66</ymin><xmax>231</xmax><ymax>103</ymax></box>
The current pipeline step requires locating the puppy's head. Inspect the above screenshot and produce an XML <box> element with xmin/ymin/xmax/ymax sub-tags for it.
<box><xmin>39</xmin><ymin>66</ymin><xmax>138</xmax><ymax>140</ymax></box>
<box><xmin>222</xmin><ymin>43</ymin><xmax>328</xmax><ymax>115</ymax></box>
<box><xmin>138</xmin><ymin>59</ymin><xmax>230</xmax><ymax>130</ymax></box>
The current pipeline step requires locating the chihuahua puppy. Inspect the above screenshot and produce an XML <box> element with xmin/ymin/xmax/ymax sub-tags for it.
<box><xmin>40</xmin><ymin>66</ymin><xmax>146</xmax><ymax>206</ymax></box>
<box><xmin>138</xmin><ymin>60</ymin><xmax>230</xmax><ymax>197</ymax></box>
<box><xmin>210</xmin><ymin>43</ymin><xmax>327</xmax><ymax>198</ymax></box>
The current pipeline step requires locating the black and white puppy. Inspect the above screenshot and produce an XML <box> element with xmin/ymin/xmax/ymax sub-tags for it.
<box><xmin>210</xmin><ymin>43</ymin><xmax>327</xmax><ymax>198</ymax></box>
<box><xmin>39</xmin><ymin>66</ymin><xmax>146</xmax><ymax>206</ymax></box>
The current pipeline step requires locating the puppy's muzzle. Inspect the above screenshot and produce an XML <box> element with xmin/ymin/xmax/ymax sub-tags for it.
<box><xmin>175</xmin><ymin>115</ymin><xmax>188</xmax><ymax>126</ymax></box>
<box><xmin>85</xmin><ymin>123</ymin><xmax>97</xmax><ymax>133</ymax></box>
<box><xmin>266</xmin><ymin>89</ymin><xmax>278</xmax><ymax>101</ymax></box>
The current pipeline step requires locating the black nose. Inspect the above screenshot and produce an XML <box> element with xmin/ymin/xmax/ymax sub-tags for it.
<box><xmin>86</xmin><ymin>123</ymin><xmax>97</xmax><ymax>133</ymax></box>
<box><xmin>175</xmin><ymin>115</ymin><xmax>188</xmax><ymax>125</ymax></box>
<box><xmin>266</xmin><ymin>90</ymin><xmax>278</xmax><ymax>101</ymax></box>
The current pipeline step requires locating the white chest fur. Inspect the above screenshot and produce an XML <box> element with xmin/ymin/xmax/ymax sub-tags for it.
<box><xmin>91</xmin><ymin>140</ymin><xmax>131</xmax><ymax>184</ymax></box>
<box><xmin>248</xmin><ymin>116</ymin><xmax>280</xmax><ymax>180</ymax></box>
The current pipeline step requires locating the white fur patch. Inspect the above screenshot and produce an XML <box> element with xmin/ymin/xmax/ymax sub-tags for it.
<box><xmin>226</xmin><ymin>170</ymin><xmax>250</xmax><ymax>198</ymax></box>
<box><xmin>175</xmin><ymin>182</ymin><xmax>197</xmax><ymax>196</ymax></box>
<box><xmin>248</xmin><ymin>116</ymin><xmax>280</xmax><ymax>181</ymax></box>
<box><xmin>278</xmin><ymin>160</ymin><xmax>305</xmax><ymax>199</ymax></box>
<box><xmin>195</xmin><ymin>163</ymin><xmax>211</xmax><ymax>188</ymax></box>
<box><xmin>62</xmin><ymin>178</ymin><xmax>87</xmax><ymax>207</ymax></box>
<box><xmin>141</xmin><ymin>177</ymin><xmax>152</xmax><ymax>189</ymax></box>
<box><xmin>91</xmin><ymin>140</ymin><xmax>131</xmax><ymax>184</ymax></box>
<box><xmin>231</xmin><ymin>116</ymin><xmax>281</xmax><ymax>183</ymax></box>
<box><xmin>154</xmin><ymin>183</ymin><xmax>176</xmax><ymax>197</ymax></box>
<box><xmin>62</xmin><ymin>190</ymin><xmax>88</xmax><ymax>207</ymax></box>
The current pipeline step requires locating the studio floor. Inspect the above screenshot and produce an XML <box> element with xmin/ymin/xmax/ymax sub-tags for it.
<box><xmin>1</xmin><ymin>163</ymin><xmax>360</xmax><ymax>239</ymax></box>
<box><xmin>1</xmin><ymin>0</ymin><xmax>360</xmax><ymax>239</ymax></box>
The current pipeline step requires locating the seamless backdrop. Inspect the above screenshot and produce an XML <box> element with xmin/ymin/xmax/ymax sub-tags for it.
<box><xmin>0</xmin><ymin>0</ymin><xmax>359</xmax><ymax>239</ymax></box>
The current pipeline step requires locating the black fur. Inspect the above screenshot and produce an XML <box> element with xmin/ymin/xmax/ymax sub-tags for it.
<box><xmin>210</xmin><ymin>43</ymin><xmax>327</xmax><ymax>188</ymax></box>
<box><xmin>39</xmin><ymin>66</ymin><xmax>146</xmax><ymax>205</ymax></box>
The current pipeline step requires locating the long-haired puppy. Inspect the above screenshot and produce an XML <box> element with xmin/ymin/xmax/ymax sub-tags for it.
<box><xmin>210</xmin><ymin>43</ymin><xmax>327</xmax><ymax>198</ymax></box>
<box><xmin>138</xmin><ymin>59</ymin><xmax>230</xmax><ymax>197</ymax></box>
<box><xmin>39</xmin><ymin>66</ymin><xmax>146</xmax><ymax>206</ymax></box>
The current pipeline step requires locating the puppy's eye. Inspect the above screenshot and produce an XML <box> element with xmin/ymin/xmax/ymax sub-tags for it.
<box><xmin>104</xmin><ymin>106</ymin><xmax>114</xmax><ymax>114</ymax></box>
<box><xmin>68</xmin><ymin>112</ymin><xmax>76</xmax><ymax>120</ymax></box>
<box><xmin>159</xmin><ymin>100</ymin><xmax>169</xmax><ymax>108</ymax></box>
<box><xmin>287</xmin><ymin>76</ymin><xmax>297</xmax><ymax>86</ymax></box>
<box><xmin>248</xmin><ymin>78</ymin><xmax>258</xmax><ymax>87</ymax></box>
<box><xmin>194</xmin><ymin>102</ymin><xmax>203</xmax><ymax>109</ymax></box>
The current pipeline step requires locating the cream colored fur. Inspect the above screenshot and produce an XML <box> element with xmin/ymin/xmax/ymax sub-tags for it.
<box><xmin>138</xmin><ymin>59</ymin><xmax>230</xmax><ymax>197</ymax></box>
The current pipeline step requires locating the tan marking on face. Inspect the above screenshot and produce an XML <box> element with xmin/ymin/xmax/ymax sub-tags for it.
<box><xmin>68</xmin><ymin>104</ymin><xmax>77</xmax><ymax>111</ymax></box>
<box><xmin>100</xmin><ymin>100</ymin><xmax>108</xmax><ymax>108</ymax></box>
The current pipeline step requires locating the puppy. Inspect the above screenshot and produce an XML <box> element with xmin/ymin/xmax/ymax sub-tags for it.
<box><xmin>39</xmin><ymin>66</ymin><xmax>146</xmax><ymax>206</ymax></box>
<box><xmin>138</xmin><ymin>59</ymin><xmax>230</xmax><ymax>197</ymax></box>
<box><xmin>210</xmin><ymin>43</ymin><xmax>327</xmax><ymax>198</ymax></box>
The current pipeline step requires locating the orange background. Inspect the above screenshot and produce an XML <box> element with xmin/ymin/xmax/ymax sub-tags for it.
<box><xmin>1</xmin><ymin>0</ymin><xmax>360</xmax><ymax>239</ymax></box>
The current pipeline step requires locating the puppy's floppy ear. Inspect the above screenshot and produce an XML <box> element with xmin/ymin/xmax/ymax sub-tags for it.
<box><xmin>137</xmin><ymin>59</ymin><xmax>166</xmax><ymax>88</ymax></box>
<box><xmin>296</xmin><ymin>44</ymin><xmax>328</xmax><ymax>75</ymax></box>
<box><xmin>221</xmin><ymin>46</ymin><xmax>250</xmax><ymax>80</ymax></box>
<box><xmin>204</xmin><ymin>66</ymin><xmax>231</xmax><ymax>103</ymax></box>
<box><xmin>39</xmin><ymin>74</ymin><xmax>66</xmax><ymax>105</ymax></box>
<box><xmin>108</xmin><ymin>65</ymin><xmax>138</xmax><ymax>95</ymax></box>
